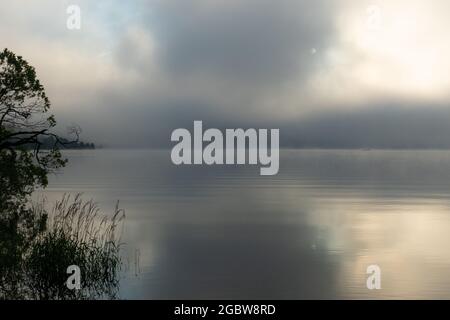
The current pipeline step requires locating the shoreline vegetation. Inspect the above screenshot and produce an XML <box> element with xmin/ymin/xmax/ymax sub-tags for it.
<box><xmin>0</xmin><ymin>48</ymin><xmax>124</xmax><ymax>299</ymax></box>
<box><xmin>1</xmin><ymin>195</ymin><xmax>125</xmax><ymax>300</ymax></box>
<box><xmin>39</xmin><ymin>136</ymin><xmax>96</xmax><ymax>150</ymax></box>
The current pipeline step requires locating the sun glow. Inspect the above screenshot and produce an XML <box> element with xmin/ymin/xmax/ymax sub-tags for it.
<box><xmin>316</xmin><ymin>1</ymin><xmax>450</xmax><ymax>105</ymax></box>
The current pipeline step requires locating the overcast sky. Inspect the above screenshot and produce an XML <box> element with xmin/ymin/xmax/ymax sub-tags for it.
<box><xmin>1</xmin><ymin>0</ymin><xmax>450</xmax><ymax>148</ymax></box>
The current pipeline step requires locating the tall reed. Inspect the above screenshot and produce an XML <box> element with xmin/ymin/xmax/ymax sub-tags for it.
<box><xmin>25</xmin><ymin>194</ymin><xmax>125</xmax><ymax>300</ymax></box>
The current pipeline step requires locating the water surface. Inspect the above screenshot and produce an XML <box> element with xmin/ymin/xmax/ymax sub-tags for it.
<box><xmin>37</xmin><ymin>149</ymin><xmax>450</xmax><ymax>299</ymax></box>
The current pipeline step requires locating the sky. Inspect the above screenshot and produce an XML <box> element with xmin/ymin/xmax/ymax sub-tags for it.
<box><xmin>1</xmin><ymin>0</ymin><xmax>450</xmax><ymax>148</ymax></box>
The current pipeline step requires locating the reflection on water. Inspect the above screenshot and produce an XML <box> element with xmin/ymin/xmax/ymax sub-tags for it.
<box><xmin>36</xmin><ymin>149</ymin><xmax>450</xmax><ymax>299</ymax></box>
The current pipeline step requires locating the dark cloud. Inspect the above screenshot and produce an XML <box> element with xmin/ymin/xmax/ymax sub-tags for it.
<box><xmin>281</xmin><ymin>103</ymin><xmax>450</xmax><ymax>149</ymax></box>
<box><xmin>151</xmin><ymin>0</ymin><xmax>335</xmax><ymax>85</ymax></box>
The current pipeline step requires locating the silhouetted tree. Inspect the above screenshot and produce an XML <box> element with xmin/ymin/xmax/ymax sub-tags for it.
<box><xmin>0</xmin><ymin>48</ymin><xmax>121</xmax><ymax>300</ymax></box>
<box><xmin>0</xmin><ymin>49</ymin><xmax>80</xmax><ymax>202</ymax></box>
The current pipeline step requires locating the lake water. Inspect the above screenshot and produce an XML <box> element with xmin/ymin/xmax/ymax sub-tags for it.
<box><xmin>36</xmin><ymin>149</ymin><xmax>450</xmax><ymax>299</ymax></box>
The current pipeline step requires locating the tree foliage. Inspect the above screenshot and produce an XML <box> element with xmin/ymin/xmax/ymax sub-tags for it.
<box><xmin>0</xmin><ymin>49</ymin><xmax>79</xmax><ymax>202</ymax></box>
<box><xmin>0</xmin><ymin>48</ymin><xmax>121</xmax><ymax>300</ymax></box>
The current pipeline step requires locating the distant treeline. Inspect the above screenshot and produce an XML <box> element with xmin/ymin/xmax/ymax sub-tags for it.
<box><xmin>40</xmin><ymin>136</ymin><xmax>96</xmax><ymax>150</ymax></box>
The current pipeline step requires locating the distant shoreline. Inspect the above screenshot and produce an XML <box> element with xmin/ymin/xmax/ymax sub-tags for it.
<box><xmin>61</xmin><ymin>147</ymin><xmax>450</xmax><ymax>151</ymax></box>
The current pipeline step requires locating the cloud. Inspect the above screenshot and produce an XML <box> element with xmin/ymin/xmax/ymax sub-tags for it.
<box><xmin>151</xmin><ymin>0</ymin><xmax>334</xmax><ymax>85</ymax></box>
<box><xmin>281</xmin><ymin>103</ymin><xmax>450</xmax><ymax>149</ymax></box>
<box><xmin>1</xmin><ymin>0</ymin><xmax>450</xmax><ymax>148</ymax></box>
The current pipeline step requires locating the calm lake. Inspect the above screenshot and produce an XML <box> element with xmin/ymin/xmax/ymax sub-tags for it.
<box><xmin>36</xmin><ymin>149</ymin><xmax>450</xmax><ymax>299</ymax></box>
